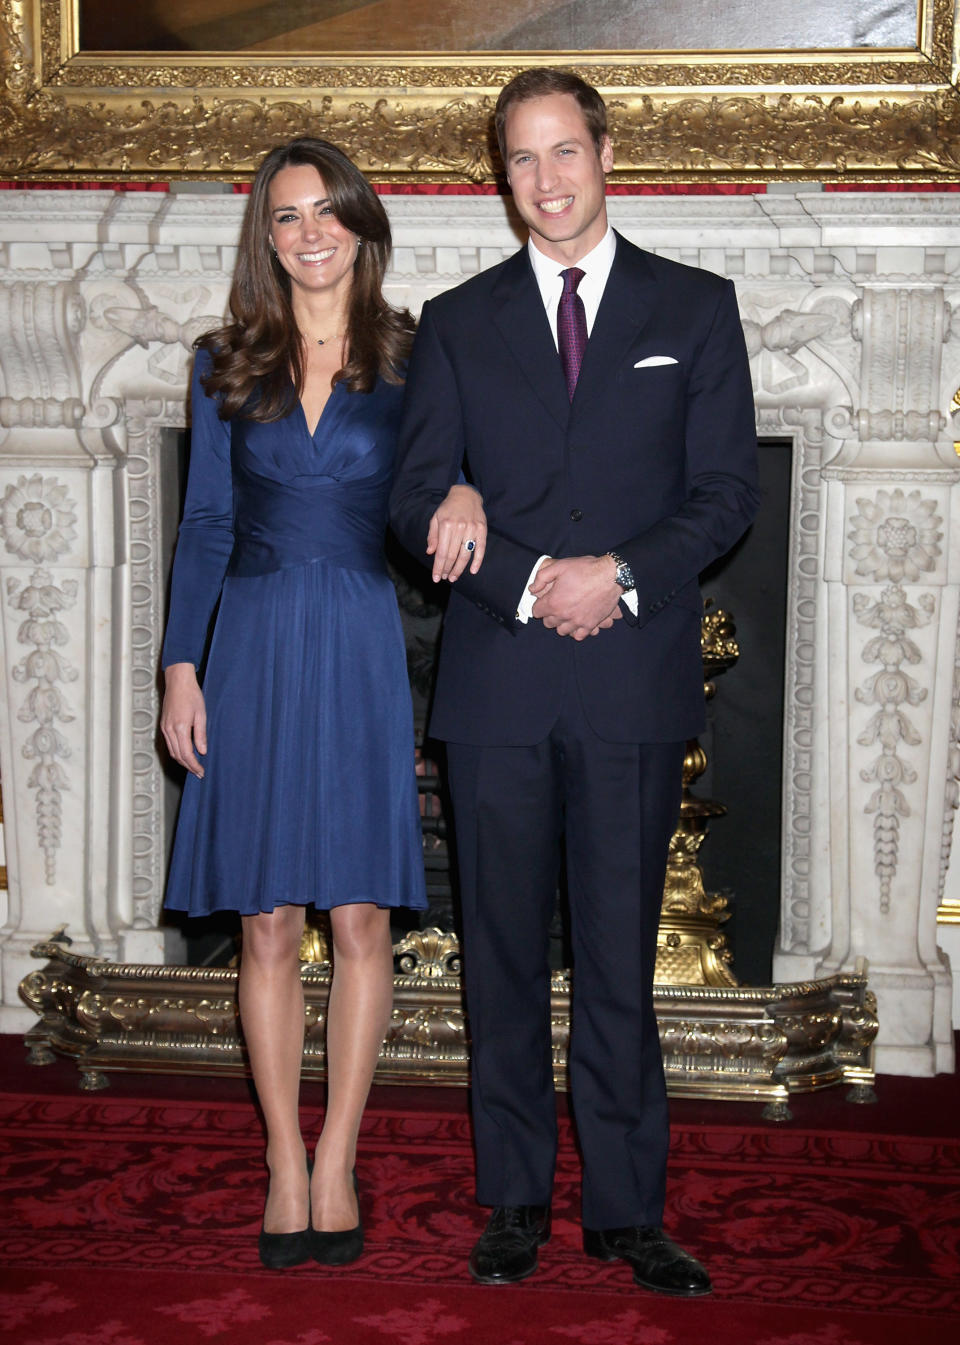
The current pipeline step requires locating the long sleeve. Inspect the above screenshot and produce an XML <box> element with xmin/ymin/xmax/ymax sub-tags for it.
<box><xmin>160</xmin><ymin>350</ymin><xmax>235</xmax><ymax>668</ymax></box>
<box><xmin>613</xmin><ymin>279</ymin><xmax>759</xmax><ymax>627</ymax></box>
<box><xmin>389</xmin><ymin>300</ymin><xmax>543</xmax><ymax>631</ymax></box>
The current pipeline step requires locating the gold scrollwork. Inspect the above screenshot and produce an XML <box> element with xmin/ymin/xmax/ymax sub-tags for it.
<box><xmin>18</xmin><ymin>933</ymin><xmax>878</xmax><ymax>1104</ymax></box>
<box><xmin>0</xmin><ymin>2</ymin><xmax>958</xmax><ymax>181</ymax></box>
<box><xmin>395</xmin><ymin>927</ymin><xmax>462</xmax><ymax>980</ymax></box>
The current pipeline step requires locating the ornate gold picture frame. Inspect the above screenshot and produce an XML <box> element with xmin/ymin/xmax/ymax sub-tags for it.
<box><xmin>1</xmin><ymin>2</ymin><xmax>958</xmax><ymax>184</ymax></box>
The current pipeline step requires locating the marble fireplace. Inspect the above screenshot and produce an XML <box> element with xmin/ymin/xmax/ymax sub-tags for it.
<box><xmin>0</xmin><ymin>187</ymin><xmax>957</xmax><ymax>1077</ymax></box>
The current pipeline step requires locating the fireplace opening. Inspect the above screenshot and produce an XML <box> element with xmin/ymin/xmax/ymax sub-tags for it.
<box><xmin>697</xmin><ymin>436</ymin><xmax>792</xmax><ymax>985</ymax></box>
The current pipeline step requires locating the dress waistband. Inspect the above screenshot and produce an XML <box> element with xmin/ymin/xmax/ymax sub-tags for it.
<box><xmin>227</xmin><ymin>468</ymin><xmax>388</xmax><ymax>577</ymax></box>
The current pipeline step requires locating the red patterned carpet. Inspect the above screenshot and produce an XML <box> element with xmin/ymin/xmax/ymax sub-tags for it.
<box><xmin>1</xmin><ymin>1038</ymin><xmax>958</xmax><ymax>1345</ymax></box>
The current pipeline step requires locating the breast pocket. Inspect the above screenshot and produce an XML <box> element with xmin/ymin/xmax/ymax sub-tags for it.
<box><xmin>623</xmin><ymin>355</ymin><xmax>685</xmax><ymax>430</ymax></box>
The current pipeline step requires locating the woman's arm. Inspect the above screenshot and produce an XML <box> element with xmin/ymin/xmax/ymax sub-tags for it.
<box><xmin>159</xmin><ymin>350</ymin><xmax>234</xmax><ymax>776</ymax></box>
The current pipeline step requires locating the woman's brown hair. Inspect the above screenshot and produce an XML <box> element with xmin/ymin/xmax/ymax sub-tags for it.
<box><xmin>198</xmin><ymin>137</ymin><xmax>414</xmax><ymax>421</ymax></box>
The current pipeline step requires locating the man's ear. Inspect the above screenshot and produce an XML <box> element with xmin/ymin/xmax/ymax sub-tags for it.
<box><xmin>600</xmin><ymin>135</ymin><xmax>614</xmax><ymax>174</ymax></box>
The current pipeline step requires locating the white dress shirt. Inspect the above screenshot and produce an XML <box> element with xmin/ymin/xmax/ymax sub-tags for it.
<box><xmin>516</xmin><ymin>227</ymin><xmax>638</xmax><ymax>622</ymax></box>
<box><xmin>527</xmin><ymin>225</ymin><xmax>617</xmax><ymax>348</ymax></box>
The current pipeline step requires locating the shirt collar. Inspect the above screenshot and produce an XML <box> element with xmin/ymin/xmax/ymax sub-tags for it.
<box><xmin>527</xmin><ymin>225</ymin><xmax>617</xmax><ymax>297</ymax></box>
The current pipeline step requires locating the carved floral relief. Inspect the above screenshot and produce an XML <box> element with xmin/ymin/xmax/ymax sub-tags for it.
<box><xmin>849</xmin><ymin>490</ymin><xmax>943</xmax><ymax>913</ymax></box>
<box><xmin>0</xmin><ymin>474</ymin><xmax>77</xmax><ymax>564</ymax></box>
<box><xmin>0</xmin><ymin>473</ymin><xmax>80</xmax><ymax>885</ymax></box>
<box><xmin>5</xmin><ymin>567</ymin><xmax>79</xmax><ymax>885</ymax></box>
<box><xmin>848</xmin><ymin>489</ymin><xmax>943</xmax><ymax>584</ymax></box>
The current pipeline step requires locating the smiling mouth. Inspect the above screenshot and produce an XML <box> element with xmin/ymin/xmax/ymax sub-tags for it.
<box><xmin>297</xmin><ymin>248</ymin><xmax>336</xmax><ymax>262</ymax></box>
<box><xmin>537</xmin><ymin>197</ymin><xmax>574</xmax><ymax>215</ymax></box>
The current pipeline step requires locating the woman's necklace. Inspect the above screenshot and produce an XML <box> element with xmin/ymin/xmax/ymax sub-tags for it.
<box><xmin>309</xmin><ymin>330</ymin><xmax>345</xmax><ymax>347</ymax></box>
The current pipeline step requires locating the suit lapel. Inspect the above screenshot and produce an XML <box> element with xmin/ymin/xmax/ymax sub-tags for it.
<box><xmin>491</xmin><ymin>249</ymin><xmax>570</xmax><ymax>430</ymax></box>
<box><xmin>572</xmin><ymin>233</ymin><xmax>659</xmax><ymax>418</ymax></box>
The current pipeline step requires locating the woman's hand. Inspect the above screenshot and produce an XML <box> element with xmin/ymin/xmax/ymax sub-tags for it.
<box><xmin>160</xmin><ymin>663</ymin><xmax>208</xmax><ymax>779</ymax></box>
<box><xmin>426</xmin><ymin>483</ymin><xmax>487</xmax><ymax>583</ymax></box>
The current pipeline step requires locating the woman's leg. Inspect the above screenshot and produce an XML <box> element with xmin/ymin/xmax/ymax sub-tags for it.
<box><xmin>239</xmin><ymin>904</ymin><xmax>309</xmax><ymax>1233</ymax></box>
<box><xmin>311</xmin><ymin>902</ymin><xmax>394</xmax><ymax>1231</ymax></box>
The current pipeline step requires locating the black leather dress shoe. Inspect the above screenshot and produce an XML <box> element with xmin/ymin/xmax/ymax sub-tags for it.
<box><xmin>468</xmin><ymin>1205</ymin><xmax>551</xmax><ymax>1284</ymax></box>
<box><xmin>584</xmin><ymin>1225</ymin><xmax>712</xmax><ymax>1296</ymax></box>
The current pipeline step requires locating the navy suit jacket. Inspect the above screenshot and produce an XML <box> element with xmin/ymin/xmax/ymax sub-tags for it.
<box><xmin>389</xmin><ymin>232</ymin><xmax>760</xmax><ymax>746</ymax></box>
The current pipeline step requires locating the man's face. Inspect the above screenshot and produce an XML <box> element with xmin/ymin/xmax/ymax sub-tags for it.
<box><xmin>503</xmin><ymin>92</ymin><xmax>613</xmax><ymax>264</ymax></box>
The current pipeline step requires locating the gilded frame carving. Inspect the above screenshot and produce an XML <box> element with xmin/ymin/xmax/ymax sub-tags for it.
<box><xmin>1</xmin><ymin>1</ymin><xmax>959</xmax><ymax>181</ymax></box>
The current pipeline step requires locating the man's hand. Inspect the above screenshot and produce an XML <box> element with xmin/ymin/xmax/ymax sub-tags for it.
<box><xmin>530</xmin><ymin>555</ymin><xmax>624</xmax><ymax>640</ymax></box>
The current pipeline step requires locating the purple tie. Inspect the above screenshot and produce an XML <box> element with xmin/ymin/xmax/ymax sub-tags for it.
<box><xmin>557</xmin><ymin>266</ymin><xmax>587</xmax><ymax>400</ymax></box>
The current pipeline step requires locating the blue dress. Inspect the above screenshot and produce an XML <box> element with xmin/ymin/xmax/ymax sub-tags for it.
<box><xmin>162</xmin><ymin>350</ymin><xmax>427</xmax><ymax>917</ymax></box>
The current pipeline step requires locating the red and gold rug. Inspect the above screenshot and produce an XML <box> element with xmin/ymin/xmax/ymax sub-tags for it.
<box><xmin>1</xmin><ymin>1048</ymin><xmax>957</xmax><ymax>1344</ymax></box>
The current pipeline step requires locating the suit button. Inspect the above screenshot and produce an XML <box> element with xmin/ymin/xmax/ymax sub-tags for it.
<box><xmin>570</xmin><ymin>508</ymin><xmax>583</xmax><ymax>522</ymax></box>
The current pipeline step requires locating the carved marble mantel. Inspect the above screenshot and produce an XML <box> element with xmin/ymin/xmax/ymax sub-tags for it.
<box><xmin>0</xmin><ymin>189</ymin><xmax>957</xmax><ymax>1076</ymax></box>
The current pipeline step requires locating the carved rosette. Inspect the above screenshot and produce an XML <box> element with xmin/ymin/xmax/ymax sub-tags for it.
<box><xmin>848</xmin><ymin>490</ymin><xmax>943</xmax><ymax>913</ymax></box>
<box><xmin>0</xmin><ymin>473</ymin><xmax>76</xmax><ymax>562</ymax></box>
<box><xmin>849</xmin><ymin>491</ymin><xmax>943</xmax><ymax>582</ymax></box>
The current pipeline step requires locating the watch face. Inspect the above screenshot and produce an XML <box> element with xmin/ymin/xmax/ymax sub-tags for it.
<box><xmin>608</xmin><ymin>552</ymin><xmax>634</xmax><ymax>591</ymax></box>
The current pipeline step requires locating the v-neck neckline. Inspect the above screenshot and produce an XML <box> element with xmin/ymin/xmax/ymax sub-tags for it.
<box><xmin>298</xmin><ymin>378</ymin><xmax>339</xmax><ymax>440</ymax></box>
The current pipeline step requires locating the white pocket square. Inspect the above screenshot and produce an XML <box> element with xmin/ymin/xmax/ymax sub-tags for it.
<box><xmin>634</xmin><ymin>355</ymin><xmax>678</xmax><ymax>368</ymax></box>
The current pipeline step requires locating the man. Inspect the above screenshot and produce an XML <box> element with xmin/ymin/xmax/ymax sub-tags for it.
<box><xmin>389</xmin><ymin>68</ymin><xmax>759</xmax><ymax>1295</ymax></box>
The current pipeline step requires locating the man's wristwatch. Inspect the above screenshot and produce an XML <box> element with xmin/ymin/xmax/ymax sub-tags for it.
<box><xmin>607</xmin><ymin>551</ymin><xmax>635</xmax><ymax>594</ymax></box>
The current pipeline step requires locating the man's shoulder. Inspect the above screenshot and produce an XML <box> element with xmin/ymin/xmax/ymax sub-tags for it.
<box><xmin>425</xmin><ymin>248</ymin><xmax>527</xmax><ymax>316</ymax></box>
<box><xmin>615</xmin><ymin>232</ymin><xmax>730</xmax><ymax>302</ymax></box>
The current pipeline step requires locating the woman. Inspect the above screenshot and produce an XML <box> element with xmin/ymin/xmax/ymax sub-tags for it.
<box><xmin>160</xmin><ymin>138</ymin><xmax>485</xmax><ymax>1269</ymax></box>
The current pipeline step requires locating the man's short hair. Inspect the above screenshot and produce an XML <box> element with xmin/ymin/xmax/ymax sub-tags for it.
<box><xmin>494</xmin><ymin>68</ymin><xmax>608</xmax><ymax>164</ymax></box>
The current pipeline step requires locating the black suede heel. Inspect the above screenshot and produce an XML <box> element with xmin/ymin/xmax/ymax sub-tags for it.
<box><xmin>258</xmin><ymin>1157</ymin><xmax>312</xmax><ymax>1269</ymax></box>
<box><xmin>310</xmin><ymin>1168</ymin><xmax>363</xmax><ymax>1266</ymax></box>
<box><xmin>258</xmin><ymin>1224</ymin><xmax>312</xmax><ymax>1269</ymax></box>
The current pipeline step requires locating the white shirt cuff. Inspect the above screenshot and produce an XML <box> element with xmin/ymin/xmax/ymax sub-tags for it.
<box><xmin>516</xmin><ymin>555</ymin><xmax>552</xmax><ymax>624</ymax></box>
<box><xmin>517</xmin><ymin>556</ymin><xmax>638</xmax><ymax>621</ymax></box>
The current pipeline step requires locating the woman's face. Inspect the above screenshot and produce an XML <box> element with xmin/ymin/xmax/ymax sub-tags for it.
<box><xmin>267</xmin><ymin>162</ymin><xmax>359</xmax><ymax>303</ymax></box>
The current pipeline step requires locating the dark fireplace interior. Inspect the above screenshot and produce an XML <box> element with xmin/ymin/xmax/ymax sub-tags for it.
<box><xmin>697</xmin><ymin>437</ymin><xmax>791</xmax><ymax>985</ymax></box>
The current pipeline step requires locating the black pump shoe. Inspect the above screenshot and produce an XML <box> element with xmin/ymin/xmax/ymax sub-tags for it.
<box><xmin>310</xmin><ymin>1169</ymin><xmax>363</xmax><ymax>1267</ymax></box>
<box><xmin>258</xmin><ymin>1224</ymin><xmax>312</xmax><ymax>1269</ymax></box>
<box><xmin>258</xmin><ymin>1157</ymin><xmax>312</xmax><ymax>1269</ymax></box>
